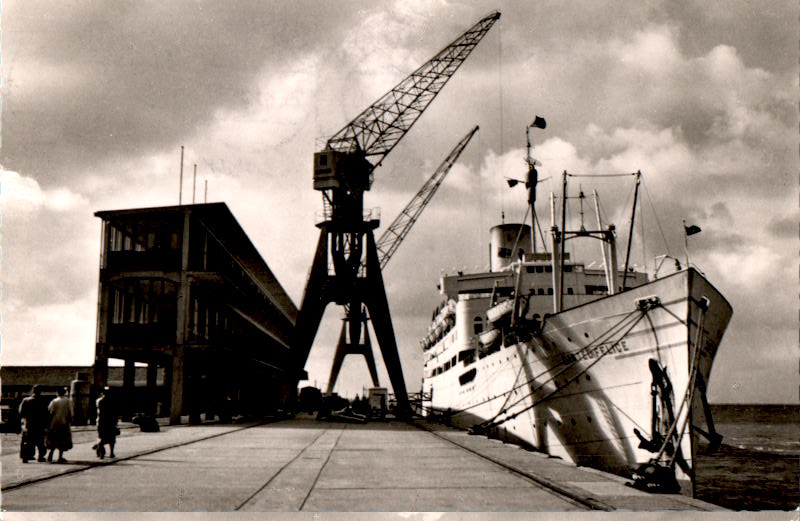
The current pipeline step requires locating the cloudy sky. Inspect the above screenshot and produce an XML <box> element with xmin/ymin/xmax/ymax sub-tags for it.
<box><xmin>1</xmin><ymin>0</ymin><xmax>797</xmax><ymax>404</ymax></box>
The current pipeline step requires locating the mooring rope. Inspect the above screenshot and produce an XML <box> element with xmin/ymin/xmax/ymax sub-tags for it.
<box><xmin>484</xmin><ymin>311</ymin><xmax>647</xmax><ymax>429</ymax></box>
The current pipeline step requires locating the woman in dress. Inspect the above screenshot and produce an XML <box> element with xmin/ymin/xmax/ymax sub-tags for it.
<box><xmin>45</xmin><ymin>387</ymin><xmax>73</xmax><ymax>463</ymax></box>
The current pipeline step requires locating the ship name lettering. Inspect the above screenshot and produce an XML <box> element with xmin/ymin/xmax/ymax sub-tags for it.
<box><xmin>565</xmin><ymin>340</ymin><xmax>629</xmax><ymax>363</ymax></box>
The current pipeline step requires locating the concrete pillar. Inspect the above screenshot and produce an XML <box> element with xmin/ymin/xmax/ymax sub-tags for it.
<box><xmin>93</xmin><ymin>221</ymin><xmax>112</xmax><ymax>403</ymax></box>
<box><xmin>205</xmin><ymin>362</ymin><xmax>216</xmax><ymax>422</ymax></box>
<box><xmin>93</xmin><ymin>349</ymin><xmax>109</xmax><ymax>397</ymax></box>
<box><xmin>91</xmin><ymin>354</ymin><xmax>107</xmax><ymax>425</ymax></box>
<box><xmin>169</xmin><ymin>349</ymin><xmax>184</xmax><ymax>424</ymax></box>
<box><xmin>170</xmin><ymin>209</ymin><xmax>192</xmax><ymax>425</ymax></box>
<box><xmin>162</xmin><ymin>360</ymin><xmax>173</xmax><ymax>418</ymax></box>
<box><xmin>123</xmin><ymin>359</ymin><xmax>136</xmax><ymax>421</ymax></box>
<box><xmin>146</xmin><ymin>363</ymin><xmax>158</xmax><ymax>416</ymax></box>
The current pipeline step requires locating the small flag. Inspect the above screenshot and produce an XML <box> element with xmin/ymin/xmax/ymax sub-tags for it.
<box><xmin>531</xmin><ymin>116</ymin><xmax>547</xmax><ymax>129</ymax></box>
<box><xmin>684</xmin><ymin>224</ymin><xmax>701</xmax><ymax>236</ymax></box>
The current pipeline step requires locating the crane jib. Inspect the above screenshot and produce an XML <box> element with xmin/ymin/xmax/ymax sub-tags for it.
<box><xmin>376</xmin><ymin>125</ymin><xmax>480</xmax><ymax>269</ymax></box>
<box><xmin>316</xmin><ymin>10</ymin><xmax>500</xmax><ymax>172</ymax></box>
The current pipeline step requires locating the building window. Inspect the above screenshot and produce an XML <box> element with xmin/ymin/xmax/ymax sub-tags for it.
<box><xmin>139</xmin><ymin>300</ymin><xmax>148</xmax><ymax>324</ymax></box>
<box><xmin>152</xmin><ymin>281</ymin><xmax>161</xmax><ymax>323</ymax></box>
<box><xmin>110</xmin><ymin>226</ymin><xmax>124</xmax><ymax>252</ymax></box>
<box><xmin>192</xmin><ymin>298</ymin><xmax>199</xmax><ymax>337</ymax></box>
<box><xmin>127</xmin><ymin>287</ymin><xmax>137</xmax><ymax>322</ymax></box>
<box><xmin>134</xmin><ymin>227</ymin><xmax>146</xmax><ymax>252</ymax></box>
<box><xmin>112</xmin><ymin>290</ymin><xmax>124</xmax><ymax>324</ymax></box>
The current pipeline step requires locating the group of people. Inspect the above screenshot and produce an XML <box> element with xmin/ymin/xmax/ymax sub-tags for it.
<box><xmin>17</xmin><ymin>385</ymin><xmax>119</xmax><ymax>464</ymax></box>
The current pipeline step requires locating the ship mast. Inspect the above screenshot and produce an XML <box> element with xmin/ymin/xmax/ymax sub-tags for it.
<box><xmin>622</xmin><ymin>170</ymin><xmax>641</xmax><ymax>290</ymax></box>
<box><xmin>593</xmin><ymin>190</ymin><xmax>615</xmax><ymax>295</ymax></box>
<box><xmin>510</xmin><ymin>116</ymin><xmax>548</xmax><ymax>255</ymax></box>
<box><xmin>549</xmin><ymin>192</ymin><xmax>561</xmax><ymax>313</ymax></box>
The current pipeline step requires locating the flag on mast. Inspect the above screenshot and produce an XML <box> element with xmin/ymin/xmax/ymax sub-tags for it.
<box><xmin>682</xmin><ymin>220</ymin><xmax>701</xmax><ymax>269</ymax></box>
<box><xmin>684</xmin><ymin>223</ymin><xmax>701</xmax><ymax>236</ymax></box>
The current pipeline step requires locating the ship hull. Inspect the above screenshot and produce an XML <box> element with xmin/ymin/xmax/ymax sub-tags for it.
<box><xmin>422</xmin><ymin>268</ymin><xmax>732</xmax><ymax>492</ymax></box>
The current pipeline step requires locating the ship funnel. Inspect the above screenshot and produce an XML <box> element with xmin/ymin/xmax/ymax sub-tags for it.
<box><xmin>489</xmin><ymin>223</ymin><xmax>532</xmax><ymax>271</ymax></box>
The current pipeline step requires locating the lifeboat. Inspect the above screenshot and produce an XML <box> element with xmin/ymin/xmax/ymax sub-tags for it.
<box><xmin>478</xmin><ymin>328</ymin><xmax>500</xmax><ymax>346</ymax></box>
<box><xmin>486</xmin><ymin>299</ymin><xmax>514</xmax><ymax>323</ymax></box>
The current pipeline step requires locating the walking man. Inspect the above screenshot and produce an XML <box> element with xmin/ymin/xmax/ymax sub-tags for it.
<box><xmin>95</xmin><ymin>387</ymin><xmax>118</xmax><ymax>459</ymax></box>
<box><xmin>18</xmin><ymin>385</ymin><xmax>48</xmax><ymax>463</ymax></box>
<box><xmin>46</xmin><ymin>387</ymin><xmax>73</xmax><ymax>463</ymax></box>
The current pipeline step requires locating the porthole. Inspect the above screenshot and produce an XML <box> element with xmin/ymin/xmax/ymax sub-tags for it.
<box><xmin>587</xmin><ymin>416</ymin><xmax>592</xmax><ymax>423</ymax></box>
<box><xmin>586</xmin><ymin>374</ymin><xmax>592</xmax><ymax>381</ymax></box>
<box><xmin>584</xmin><ymin>332</ymin><xmax>589</xmax><ymax>338</ymax></box>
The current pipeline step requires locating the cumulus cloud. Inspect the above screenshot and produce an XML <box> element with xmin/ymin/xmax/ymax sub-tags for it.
<box><xmin>0</xmin><ymin>167</ymin><xmax>88</xmax><ymax>213</ymax></box>
<box><xmin>766</xmin><ymin>216</ymin><xmax>797</xmax><ymax>239</ymax></box>
<box><xmin>707</xmin><ymin>246</ymin><xmax>783</xmax><ymax>290</ymax></box>
<box><xmin>611</xmin><ymin>24</ymin><xmax>683</xmax><ymax>74</ymax></box>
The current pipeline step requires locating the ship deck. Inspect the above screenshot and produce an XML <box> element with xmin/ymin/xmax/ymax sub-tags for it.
<box><xmin>1</xmin><ymin>414</ymin><xmax>724</xmax><ymax>512</ymax></box>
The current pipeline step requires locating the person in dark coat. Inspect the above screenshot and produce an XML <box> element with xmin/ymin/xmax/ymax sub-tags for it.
<box><xmin>18</xmin><ymin>385</ymin><xmax>48</xmax><ymax>463</ymax></box>
<box><xmin>95</xmin><ymin>387</ymin><xmax>118</xmax><ymax>459</ymax></box>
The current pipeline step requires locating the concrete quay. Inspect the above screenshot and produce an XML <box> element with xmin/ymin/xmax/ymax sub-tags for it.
<box><xmin>1</xmin><ymin>415</ymin><xmax>724</xmax><ymax>512</ymax></box>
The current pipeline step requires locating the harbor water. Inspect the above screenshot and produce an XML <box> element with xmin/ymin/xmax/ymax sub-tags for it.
<box><xmin>694</xmin><ymin>403</ymin><xmax>799</xmax><ymax>510</ymax></box>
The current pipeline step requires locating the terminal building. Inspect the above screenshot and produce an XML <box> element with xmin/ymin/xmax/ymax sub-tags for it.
<box><xmin>94</xmin><ymin>203</ymin><xmax>300</xmax><ymax>424</ymax></box>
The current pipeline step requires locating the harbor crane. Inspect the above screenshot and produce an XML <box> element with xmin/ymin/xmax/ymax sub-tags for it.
<box><xmin>326</xmin><ymin>125</ymin><xmax>480</xmax><ymax>395</ymax></box>
<box><xmin>292</xmin><ymin>12</ymin><xmax>500</xmax><ymax>414</ymax></box>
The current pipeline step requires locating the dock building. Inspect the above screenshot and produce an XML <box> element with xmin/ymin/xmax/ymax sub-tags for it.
<box><xmin>93</xmin><ymin>203</ymin><xmax>299</xmax><ymax>424</ymax></box>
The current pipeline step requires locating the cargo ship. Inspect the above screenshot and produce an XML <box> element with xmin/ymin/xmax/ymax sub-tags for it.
<box><xmin>420</xmin><ymin>130</ymin><xmax>732</xmax><ymax>495</ymax></box>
